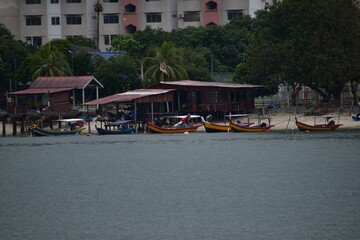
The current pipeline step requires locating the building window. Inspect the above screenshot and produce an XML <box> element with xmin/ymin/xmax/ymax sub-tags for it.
<box><xmin>227</xmin><ymin>10</ymin><xmax>243</xmax><ymax>20</ymax></box>
<box><xmin>146</xmin><ymin>14</ymin><xmax>161</xmax><ymax>23</ymax></box>
<box><xmin>50</xmin><ymin>0</ymin><xmax>59</xmax><ymax>3</ymax></box>
<box><xmin>26</xmin><ymin>16</ymin><xmax>41</xmax><ymax>26</ymax></box>
<box><xmin>66</xmin><ymin>0</ymin><xmax>81</xmax><ymax>3</ymax></box>
<box><xmin>183</xmin><ymin>12</ymin><xmax>200</xmax><ymax>22</ymax></box>
<box><xmin>26</xmin><ymin>0</ymin><xmax>41</xmax><ymax>4</ymax></box>
<box><xmin>205</xmin><ymin>1</ymin><xmax>217</xmax><ymax>10</ymax></box>
<box><xmin>25</xmin><ymin>36</ymin><xmax>42</xmax><ymax>47</ymax></box>
<box><xmin>66</xmin><ymin>15</ymin><xmax>82</xmax><ymax>25</ymax></box>
<box><xmin>206</xmin><ymin>22</ymin><xmax>217</xmax><ymax>26</ymax></box>
<box><xmin>210</xmin><ymin>91</ymin><xmax>219</xmax><ymax>103</ymax></box>
<box><xmin>103</xmin><ymin>0</ymin><xmax>118</xmax><ymax>2</ymax></box>
<box><xmin>104</xmin><ymin>34</ymin><xmax>117</xmax><ymax>45</ymax></box>
<box><xmin>104</xmin><ymin>15</ymin><xmax>119</xmax><ymax>24</ymax></box>
<box><xmin>125</xmin><ymin>24</ymin><xmax>137</xmax><ymax>34</ymax></box>
<box><xmin>124</xmin><ymin>4</ymin><xmax>136</xmax><ymax>13</ymax></box>
<box><xmin>51</xmin><ymin>17</ymin><xmax>60</xmax><ymax>25</ymax></box>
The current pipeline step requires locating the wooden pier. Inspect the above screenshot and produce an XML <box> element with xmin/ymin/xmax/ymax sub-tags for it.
<box><xmin>0</xmin><ymin>112</ymin><xmax>88</xmax><ymax>137</ymax></box>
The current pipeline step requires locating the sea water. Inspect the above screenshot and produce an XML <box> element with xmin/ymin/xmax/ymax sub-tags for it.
<box><xmin>0</xmin><ymin>130</ymin><xmax>360</xmax><ymax>240</ymax></box>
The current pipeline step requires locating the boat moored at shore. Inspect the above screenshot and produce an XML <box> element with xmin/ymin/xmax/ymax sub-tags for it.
<box><xmin>31</xmin><ymin>119</ymin><xmax>86</xmax><ymax>136</ymax></box>
<box><xmin>295</xmin><ymin>115</ymin><xmax>342</xmax><ymax>131</ymax></box>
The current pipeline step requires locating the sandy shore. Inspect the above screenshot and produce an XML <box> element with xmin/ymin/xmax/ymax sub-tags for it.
<box><xmin>2</xmin><ymin>113</ymin><xmax>360</xmax><ymax>136</ymax></box>
<box><xmin>266</xmin><ymin>113</ymin><xmax>360</xmax><ymax>131</ymax></box>
<box><xmin>194</xmin><ymin>113</ymin><xmax>360</xmax><ymax>132</ymax></box>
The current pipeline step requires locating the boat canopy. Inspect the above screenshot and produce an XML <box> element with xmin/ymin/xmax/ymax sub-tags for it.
<box><xmin>316</xmin><ymin>115</ymin><xmax>340</xmax><ymax>119</ymax></box>
<box><xmin>54</xmin><ymin>118</ymin><xmax>84</xmax><ymax>122</ymax></box>
<box><xmin>224</xmin><ymin>114</ymin><xmax>250</xmax><ymax>118</ymax></box>
<box><xmin>168</xmin><ymin>115</ymin><xmax>201</xmax><ymax>119</ymax></box>
<box><xmin>105</xmin><ymin>120</ymin><xmax>132</xmax><ymax>125</ymax></box>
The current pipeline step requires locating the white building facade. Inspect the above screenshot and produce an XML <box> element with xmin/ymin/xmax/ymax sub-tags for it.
<box><xmin>0</xmin><ymin>0</ymin><xmax>276</xmax><ymax>51</ymax></box>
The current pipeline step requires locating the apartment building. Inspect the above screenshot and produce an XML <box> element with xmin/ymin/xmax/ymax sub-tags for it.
<box><xmin>0</xmin><ymin>0</ymin><xmax>274</xmax><ymax>51</ymax></box>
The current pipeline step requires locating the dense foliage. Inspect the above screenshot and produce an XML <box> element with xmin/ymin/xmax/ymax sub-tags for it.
<box><xmin>234</xmin><ymin>0</ymin><xmax>360</xmax><ymax>105</ymax></box>
<box><xmin>0</xmin><ymin>0</ymin><xmax>359</xmax><ymax>106</ymax></box>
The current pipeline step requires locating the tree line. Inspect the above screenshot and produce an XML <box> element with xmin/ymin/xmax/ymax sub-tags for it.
<box><xmin>0</xmin><ymin>0</ymin><xmax>359</xmax><ymax>106</ymax></box>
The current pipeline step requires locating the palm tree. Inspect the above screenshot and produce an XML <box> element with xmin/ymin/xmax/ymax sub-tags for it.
<box><xmin>143</xmin><ymin>42</ymin><xmax>188</xmax><ymax>86</ymax></box>
<box><xmin>94</xmin><ymin>0</ymin><xmax>103</xmax><ymax>50</ymax></box>
<box><xmin>31</xmin><ymin>43</ymin><xmax>72</xmax><ymax>80</ymax></box>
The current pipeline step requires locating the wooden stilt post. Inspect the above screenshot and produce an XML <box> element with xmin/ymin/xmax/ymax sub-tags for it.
<box><xmin>20</xmin><ymin>118</ymin><xmax>25</xmax><ymax>135</ymax></box>
<box><xmin>2</xmin><ymin>118</ymin><xmax>6</xmax><ymax>137</ymax></box>
<box><xmin>87</xmin><ymin>105</ymin><xmax>91</xmax><ymax>134</ymax></box>
<box><xmin>134</xmin><ymin>100</ymin><xmax>137</xmax><ymax>133</ymax></box>
<box><xmin>12</xmin><ymin>119</ymin><xmax>17</xmax><ymax>136</ymax></box>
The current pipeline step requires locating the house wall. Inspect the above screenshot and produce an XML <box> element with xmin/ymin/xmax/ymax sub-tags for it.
<box><xmin>50</xmin><ymin>92</ymin><xmax>71</xmax><ymax>112</ymax></box>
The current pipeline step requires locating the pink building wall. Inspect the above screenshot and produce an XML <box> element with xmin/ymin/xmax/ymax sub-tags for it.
<box><xmin>122</xmin><ymin>0</ymin><xmax>139</xmax><ymax>34</ymax></box>
<box><xmin>202</xmin><ymin>0</ymin><xmax>221</xmax><ymax>26</ymax></box>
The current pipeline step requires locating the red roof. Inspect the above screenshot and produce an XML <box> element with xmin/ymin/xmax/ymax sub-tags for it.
<box><xmin>8</xmin><ymin>88</ymin><xmax>74</xmax><ymax>95</ymax></box>
<box><xmin>154</xmin><ymin>80</ymin><xmax>261</xmax><ymax>88</ymax></box>
<box><xmin>85</xmin><ymin>89</ymin><xmax>175</xmax><ymax>105</ymax></box>
<box><xmin>30</xmin><ymin>76</ymin><xmax>103</xmax><ymax>89</ymax></box>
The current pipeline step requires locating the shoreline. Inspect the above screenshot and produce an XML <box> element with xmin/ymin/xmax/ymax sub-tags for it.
<box><xmin>1</xmin><ymin>113</ymin><xmax>360</xmax><ymax>136</ymax></box>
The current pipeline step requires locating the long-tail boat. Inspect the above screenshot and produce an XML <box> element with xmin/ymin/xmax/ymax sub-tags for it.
<box><xmin>201</xmin><ymin>116</ymin><xmax>230</xmax><ymax>133</ymax></box>
<box><xmin>31</xmin><ymin>119</ymin><xmax>86</xmax><ymax>136</ymax></box>
<box><xmin>95</xmin><ymin>120</ymin><xmax>133</xmax><ymax>135</ymax></box>
<box><xmin>295</xmin><ymin>115</ymin><xmax>342</xmax><ymax>131</ymax></box>
<box><xmin>146</xmin><ymin>115</ymin><xmax>202</xmax><ymax>133</ymax></box>
<box><xmin>352</xmin><ymin>114</ymin><xmax>360</xmax><ymax>121</ymax></box>
<box><xmin>230</xmin><ymin>116</ymin><xmax>274</xmax><ymax>132</ymax></box>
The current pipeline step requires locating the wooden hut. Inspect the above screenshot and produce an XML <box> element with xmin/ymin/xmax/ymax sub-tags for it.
<box><xmin>85</xmin><ymin>80</ymin><xmax>263</xmax><ymax>122</ymax></box>
<box><xmin>7</xmin><ymin>76</ymin><xmax>103</xmax><ymax>113</ymax></box>
<box><xmin>149</xmin><ymin>80</ymin><xmax>262</xmax><ymax>115</ymax></box>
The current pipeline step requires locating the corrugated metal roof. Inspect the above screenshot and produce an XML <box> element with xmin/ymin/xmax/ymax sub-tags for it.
<box><xmin>156</xmin><ymin>80</ymin><xmax>261</xmax><ymax>88</ymax></box>
<box><xmin>85</xmin><ymin>89</ymin><xmax>175</xmax><ymax>105</ymax></box>
<box><xmin>30</xmin><ymin>76</ymin><xmax>104</xmax><ymax>89</ymax></box>
<box><xmin>8</xmin><ymin>88</ymin><xmax>74</xmax><ymax>95</ymax></box>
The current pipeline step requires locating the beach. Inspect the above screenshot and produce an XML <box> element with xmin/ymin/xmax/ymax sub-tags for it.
<box><xmin>268</xmin><ymin>113</ymin><xmax>360</xmax><ymax>131</ymax></box>
<box><xmin>1</xmin><ymin>112</ymin><xmax>360</xmax><ymax>136</ymax></box>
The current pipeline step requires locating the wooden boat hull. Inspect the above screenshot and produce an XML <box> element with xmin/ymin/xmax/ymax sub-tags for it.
<box><xmin>146</xmin><ymin>120</ymin><xmax>202</xmax><ymax>133</ymax></box>
<box><xmin>230</xmin><ymin>121</ymin><xmax>273</xmax><ymax>132</ymax></box>
<box><xmin>95</xmin><ymin>126</ymin><xmax>133</xmax><ymax>135</ymax></box>
<box><xmin>32</xmin><ymin>125</ymin><xmax>85</xmax><ymax>136</ymax></box>
<box><xmin>202</xmin><ymin>121</ymin><xmax>229</xmax><ymax>133</ymax></box>
<box><xmin>295</xmin><ymin>118</ymin><xmax>342</xmax><ymax>131</ymax></box>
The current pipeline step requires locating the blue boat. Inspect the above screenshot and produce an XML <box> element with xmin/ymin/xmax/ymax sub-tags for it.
<box><xmin>95</xmin><ymin>120</ymin><xmax>133</xmax><ymax>135</ymax></box>
<box><xmin>32</xmin><ymin>119</ymin><xmax>86</xmax><ymax>136</ymax></box>
<box><xmin>352</xmin><ymin>115</ymin><xmax>360</xmax><ymax>121</ymax></box>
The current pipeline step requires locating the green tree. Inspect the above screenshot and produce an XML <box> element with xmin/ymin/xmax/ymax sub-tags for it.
<box><xmin>73</xmin><ymin>51</ymin><xmax>95</xmax><ymax>76</ymax></box>
<box><xmin>182</xmin><ymin>48</ymin><xmax>212</xmax><ymax>82</ymax></box>
<box><xmin>133</xmin><ymin>26</ymin><xmax>170</xmax><ymax>54</ymax></box>
<box><xmin>94</xmin><ymin>55</ymin><xmax>141</xmax><ymax>96</ymax></box>
<box><xmin>0</xmin><ymin>24</ymin><xmax>30</xmax><ymax>92</ymax></box>
<box><xmin>66</xmin><ymin>36</ymin><xmax>96</xmax><ymax>49</ymax></box>
<box><xmin>247</xmin><ymin>0</ymin><xmax>360</xmax><ymax>105</ymax></box>
<box><xmin>30</xmin><ymin>42</ymin><xmax>72</xmax><ymax>80</ymax></box>
<box><xmin>110</xmin><ymin>34</ymin><xmax>143</xmax><ymax>57</ymax></box>
<box><xmin>143</xmin><ymin>42</ymin><xmax>188</xmax><ymax>86</ymax></box>
<box><xmin>94</xmin><ymin>0</ymin><xmax>103</xmax><ymax>50</ymax></box>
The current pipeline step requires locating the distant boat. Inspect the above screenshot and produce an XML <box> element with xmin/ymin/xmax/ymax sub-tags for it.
<box><xmin>201</xmin><ymin>114</ymin><xmax>253</xmax><ymax>133</ymax></box>
<box><xmin>230</xmin><ymin>119</ymin><xmax>274</xmax><ymax>132</ymax></box>
<box><xmin>201</xmin><ymin>116</ymin><xmax>230</xmax><ymax>133</ymax></box>
<box><xmin>295</xmin><ymin>115</ymin><xmax>342</xmax><ymax>131</ymax></box>
<box><xmin>31</xmin><ymin>119</ymin><xmax>86</xmax><ymax>136</ymax></box>
<box><xmin>228</xmin><ymin>115</ymin><xmax>274</xmax><ymax>132</ymax></box>
<box><xmin>352</xmin><ymin>115</ymin><xmax>360</xmax><ymax>121</ymax></box>
<box><xmin>146</xmin><ymin>114</ymin><xmax>202</xmax><ymax>133</ymax></box>
<box><xmin>95</xmin><ymin>120</ymin><xmax>133</xmax><ymax>135</ymax></box>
